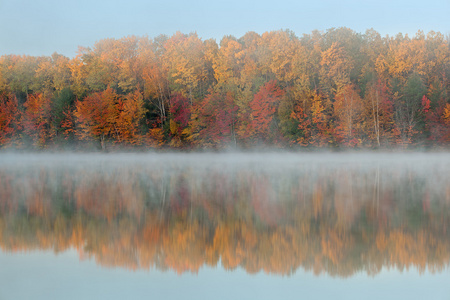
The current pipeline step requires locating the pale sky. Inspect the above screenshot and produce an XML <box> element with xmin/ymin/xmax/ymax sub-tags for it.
<box><xmin>0</xmin><ymin>0</ymin><xmax>449</xmax><ymax>57</ymax></box>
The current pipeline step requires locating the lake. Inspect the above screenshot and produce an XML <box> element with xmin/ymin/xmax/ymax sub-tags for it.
<box><xmin>0</xmin><ymin>153</ymin><xmax>449</xmax><ymax>299</ymax></box>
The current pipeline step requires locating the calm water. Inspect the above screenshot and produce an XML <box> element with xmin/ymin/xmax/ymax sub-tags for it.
<box><xmin>1</xmin><ymin>153</ymin><xmax>450</xmax><ymax>299</ymax></box>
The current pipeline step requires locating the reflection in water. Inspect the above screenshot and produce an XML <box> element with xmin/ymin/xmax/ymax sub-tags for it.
<box><xmin>0</xmin><ymin>153</ymin><xmax>449</xmax><ymax>277</ymax></box>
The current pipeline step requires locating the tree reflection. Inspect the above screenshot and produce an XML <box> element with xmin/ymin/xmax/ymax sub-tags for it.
<box><xmin>0</xmin><ymin>156</ymin><xmax>449</xmax><ymax>276</ymax></box>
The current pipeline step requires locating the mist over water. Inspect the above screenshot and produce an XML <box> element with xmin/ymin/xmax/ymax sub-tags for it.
<box><xmin>1</xmin><ymin>152</ymin><xmax>450</xmax><ymax>299</ymax></box>
<box><xmin>2</xmin><ymin>151</ymin><xmax>449</xmax><ymax>170</ymax></box>
<box><xmin>2</xmin><ymin>152</ymin><xmax>449</xmax><ymax>202</ymax></box>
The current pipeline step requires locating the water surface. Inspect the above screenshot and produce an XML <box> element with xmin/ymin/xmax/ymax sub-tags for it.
<box><xmin>1</xmin><ymin>153</ymin><xmax>449</xmax><ymax>299</ymax></box>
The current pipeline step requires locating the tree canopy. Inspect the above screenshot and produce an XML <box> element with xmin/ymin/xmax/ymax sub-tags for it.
<box><xmin>1</xmin><ymin>28</ymin><xmax>450</xmax><ymax>150</ymax></box>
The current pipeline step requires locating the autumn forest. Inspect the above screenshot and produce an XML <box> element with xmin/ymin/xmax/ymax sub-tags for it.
<box><xmin>1</xmin><ymin>28</ymin><xmax>450</xmax><ymax>150</ymax></box>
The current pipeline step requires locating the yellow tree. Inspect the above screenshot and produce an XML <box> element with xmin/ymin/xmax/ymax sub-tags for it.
<box><xmin>34</xmin><ymin>53</ymin><xmax>72</xmax><ymax>94</ymax></box>
<box><xmin>386</xmin><ymin>32</ymin><xmax>427</xmax><ymax>84</ymax></box>
<box><xmin>80</xmin><ymin>37</ymin><xmax>141</xmax><ymax>93</ymax></box>
<box><xmin>320</xmin><ymin>42</ymin><xmax>353</xmax><ymax>95</ymax></box>
<box><xmin>233</xmin><ymin>32</ymin><xmax>263</xmax><ymax>141</ymax></box>
<box><xmin>139</xmin><ymin>35</ymin><xmax>170</xmax><ymax>126</ymax></box>
<box><xmin>291</xmin><ymin>41</ymin><xmax>318</xmax><ymax>91</ymax></box>
<box><xmin>237</xmin><ymin>31</ymin><xmax>263</xmax><ymax>88</ymax></box>
<box><xmin>116</xmin><ymin>91</ymin><xmax>147</xmax><ymax>145</ymax></box>
<box><xmin>333</xmin><ymin>85</ymin><xmax>363</xmax><ymax>146</ymax></box>
<box><xmin>78</xmin><ymin>45</ymin><xmax>113</xmax><ymax>92</ymax></box>
<box><xmin>0</xmin><ymin>55</ymin><xmax>40</xmax><ymax>101</ymax></box>
<box><xmin>442</xmin><ymin>104</ymin><xmax>450</xmax><ymax>143</ymax></box>
<box><xmin>259</xmin><ymin>30</ymin><xmax>297</xmax><ymax>84</ymax></box>
<box><xmin>212</xmin><ymin>36</ymin><xmax>242</xmax><ymax>88</ymax></box>
<box><xmin>423</xmin><ymin>31</ymin><xmax>450</xmax><ymax>85</ymax></box>
<box><xmin>163</xmin><ymin>32</ymin><xmax>209</xmax><ymax>103</ymax></box>
<box><xmin>68</xmin><ymin>53</ymin><xmax>88</xmax><ymax>98</ymax></box>
<box><xmin>115</xmin><ymin>36</ymin><xmax>142</xmax><ymax>93</ymax></box>
<box><xmin>361</xmin><ymin>29</ymin><xmax>386</xmax><ymax>75</ymax></box>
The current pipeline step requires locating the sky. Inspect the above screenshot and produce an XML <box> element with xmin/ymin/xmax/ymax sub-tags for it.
<box><xmin>0</xmin><ymin>0</ymin><xmax>449</xmax><ymax>57</ymax></box>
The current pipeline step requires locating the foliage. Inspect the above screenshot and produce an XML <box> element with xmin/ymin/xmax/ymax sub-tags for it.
<box><xmin>0</xmin><ymin>92</ymin><xmax>20</xmax><ymax>147</ymax></box>
<box><xmin>0</xmin><ymin>28</ymin><xmax>449</xmax><ymax>149</ymax></box>
<box><xmin>74</xmin><ymin>88</ymin><xmax>119</xmax><ymax>149</ymax></box>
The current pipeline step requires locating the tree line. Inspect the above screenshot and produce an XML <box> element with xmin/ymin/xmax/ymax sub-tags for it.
<box><xmin>1</xmin><ymin>28</ymin><xmax>450</xmax><ymax>150</ymax></box>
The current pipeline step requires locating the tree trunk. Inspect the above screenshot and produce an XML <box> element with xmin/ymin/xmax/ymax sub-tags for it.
<box><xmin>371</xmin><ymin>88</ymin><xmax>380</xmax><ymax>147</ymax></box>
<box><xmin>100</xmin><ymin>134</ymin><xmax>105</xmax><ymax>151</ymax></box>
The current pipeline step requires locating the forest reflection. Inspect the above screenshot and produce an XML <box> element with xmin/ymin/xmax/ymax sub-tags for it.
<box><xmin>1</xmin><ymin>154</ymin><xmax>450</xmax><ymax>277</ymax></box>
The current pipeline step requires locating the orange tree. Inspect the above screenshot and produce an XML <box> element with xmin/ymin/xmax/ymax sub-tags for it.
<box><xmin>74</xmin><ymin>88</ymin><xmax>120</xmax><ymax>149</ymax></box>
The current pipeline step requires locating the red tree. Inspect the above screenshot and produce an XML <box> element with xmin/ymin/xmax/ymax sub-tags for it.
<box><xmin>168</xmin><ymin>93</ymin><xmax>191</xmax><ymax>147</ymax></box>
<box><xmin>190</xmin><ymin>91</ymin><xmax>238</xmax><ymax>148</ymax></box>
<box><xmin>249</xmin><ymin>80</ymin><xmax>285</xmax><ymax>144</ymax></box>
<box><xmin>0</xmin><ymin>93</ymin><xmax>19</xmax><ymax>147</ymax></box>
